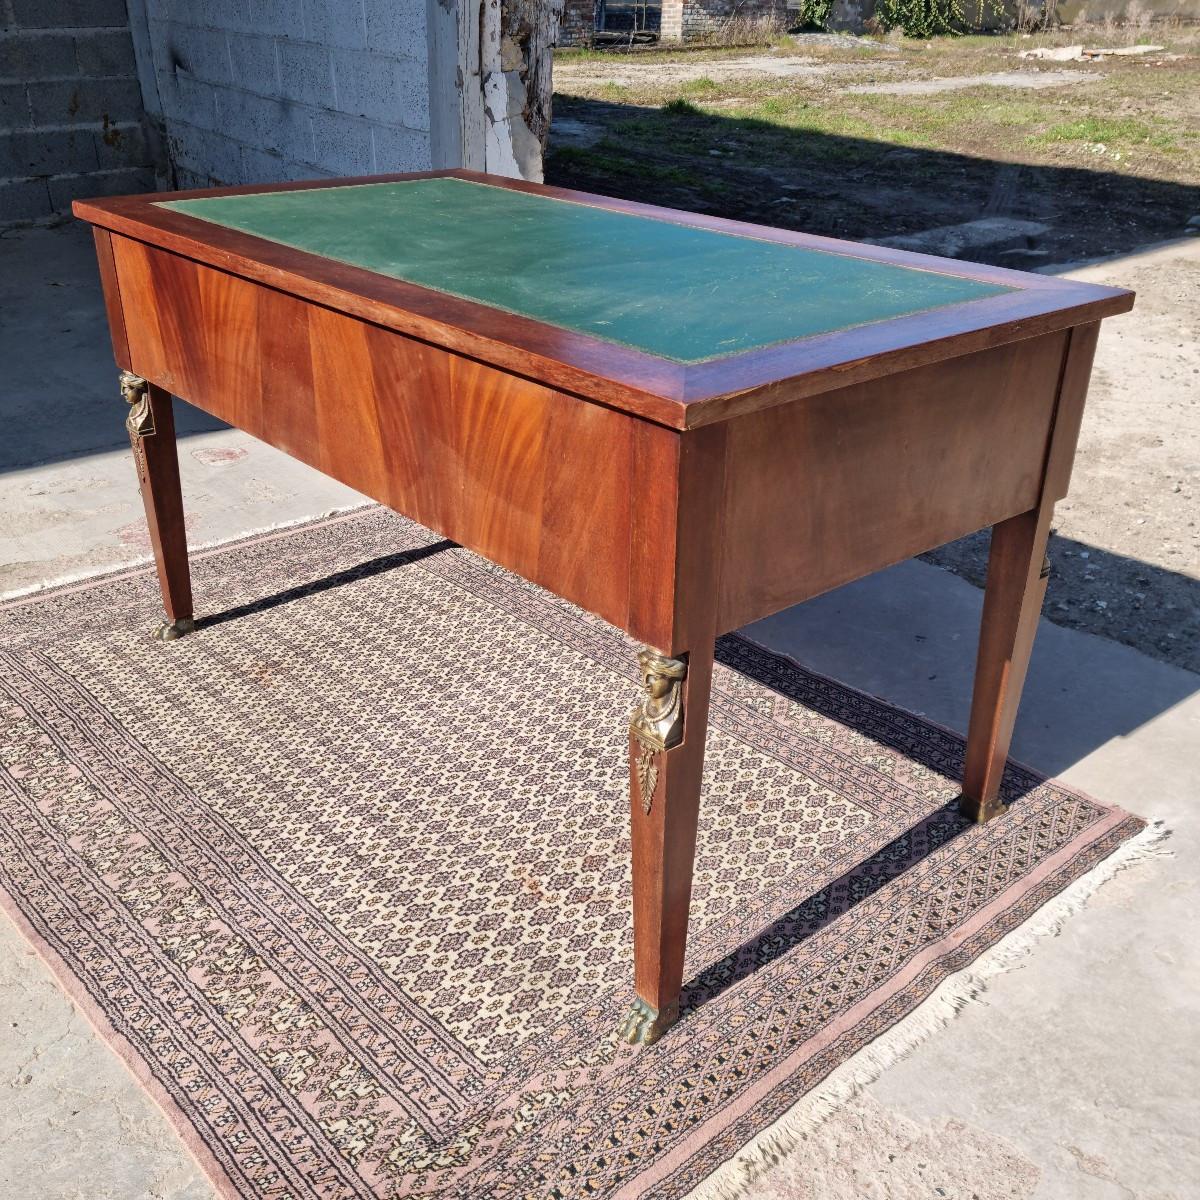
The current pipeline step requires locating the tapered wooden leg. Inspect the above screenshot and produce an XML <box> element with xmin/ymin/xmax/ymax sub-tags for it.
<box><xmin>618</xmin><ymin>640</ymin><xmax>715</xmax><ymax>1045</ymax></box>
<box><xmin>961</xmin><ymin>506</ymin><xmax>1054</xmax><ymax>823</ymax></box>
<box><xmin>120</xmin><ymin>371</ymin><xmax>194</xmax><ymax>640</ymax></box>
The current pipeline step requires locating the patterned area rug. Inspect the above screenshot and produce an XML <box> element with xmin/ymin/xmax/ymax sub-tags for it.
<box><xmin>0</xmin><ymin>508</ymin><xmax>1144</xmax><ymax>1200</ymax></box>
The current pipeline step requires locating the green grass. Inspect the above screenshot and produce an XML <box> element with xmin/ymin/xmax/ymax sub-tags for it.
<box><xmin>1029</xmin><ymin>116</ymin><xmax>1179</xmax><ymax>151</ymax></box>
<box><xmin>553</xmin><ymin>141</ymin><xmax>705</xmax><ymax>187</ymax></box>
<box><xmin>553</xmin><ymin>36</ymin><xmax>1200</xmax><ymax>189</ymax></box>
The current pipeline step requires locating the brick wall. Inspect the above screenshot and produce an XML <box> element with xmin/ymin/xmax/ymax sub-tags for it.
<box><xmin>1</xmin><ymin>0</ymin><xmax>157</xmax><ymax>225</ymax></box>
<box><xmin>559</xmin><ymin>0</ymin><xmax>595</xmax><ymax>44</ymax></box>
<box><xmin>141</xmin><ymin>0</ymin><xmax>435</xmax><ymax>189</ymax></box>
<box><xmin>662</xmin><ymin>0</ymin><xmax>789</xmax><ymax>40</ymax></box>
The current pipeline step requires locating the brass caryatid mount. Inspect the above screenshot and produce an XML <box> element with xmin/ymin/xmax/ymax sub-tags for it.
<box><xmin>629</xmin><ymin>649</ymin><xmax>686</xmax><ymax>815</ymax></box>
<box><xmin>120</xmin><ymin>370</ymin><xmax>154</xmax><ymax>481</ymax></box>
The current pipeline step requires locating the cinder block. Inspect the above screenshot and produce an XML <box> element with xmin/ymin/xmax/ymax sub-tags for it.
<box><xmin>277</xmin><ymin>156</ymin><xmax>331</xmax><ymax>183</ymax></box>
<box><xmin>0</xmin><ymin>84</ymin><xmax>32</xmax><ymax>131</ymax></box>
<box><xmin>73</xmin><ymin>29</ymin><xmax>137</xmax><ymax>77</ymax></box>
<box><xmin>0</xmin><ymin>127</ymin><xmax>99</xmax><ymax>177</ymax></box>
<box><xmin>362</xmin><ymin>0</ymin><xmax>427</xmax><ymax>56</ymax></box>
<box><xmin>27</xmin><ymin>78</ymin><xmax>145</xmax><ymax>127</ymax></box>
<box><xmin>145</xmin><ymin>14</ymin><xmax>172</xmax><ymax>77</ymax></box>
<box><xmin>156</xmin><ymin>68</ymin><xmax>219</xmax><ymax>129</ymax></box>
<box><xmin>303</xmin><ymin>0</ymin><xmax>366</xmax><ymax>51</ymax></box>
<box><xmin>239</xmin><ymin>144</ymin><xmax>287</xmax><ymax>183</ymax></box>
<box><xmin>249</xmin><ymin>0</ymin><xmax>305</xmax><ymax>40</ymax></box>
<box><xmin>393</xmin><ymin>54</ymin><xmax>429</xmax><ymax>134</ymax></box>
<box><xmin>11</xmin><ymin>0</ymin><xmax>130</xmax><ymax>32</ymax></box>
<box><xmin>331</xmin><ymin>49</ymin><xmax>398</xmax><ymax>124</ymax></box>
<box><xmin>0</xmin><ymin>32</ymin><xmax>79</xmax><ymax>83</ymax></box>
<box><xmin>371</xmin><ymin>123</ymin><xmax>430</xmax><ymax>173</ymax></box>
<box><xmin>241</xmin><ymin>146</ymin><xmax>329</xmax><ymax>185</ymax></box>
<box><xmin>48</xmin><ymin>166</ymin><xmax>154</xmax><ymax>209</ymax></box>
<box><xmin>310</xmin><ymin>109</ymin><xmax>373</xmax><ymax>175</ymax></box>
<box><xmin>168</xmin><ymin>121</ymin><xmax>245</xmax><ymax>185</ymax></box>
<box><xmin>213</xmin><ymin>88</ymin><xmax>313</xmax><ymax>163</ymax></box>
<box><xmin>174</xmin><ymin>163</ymin><xmax>211</xmax><ymax>189</ymax></box>
<box><xmin>227</xmin><ymin>34</ymin><xmax>279</xmax><ymax>98</ymax></box>
<box><xmin>0</xmin><ymin>176</ymin><xmax>52</xmax><ymax>225</ymax></box>
<box><xmin>186</xmin><ymin>0</ymin><xmax>253</xmax><ymax>35</ymax></box>
<box><xmin>283</xmin><ymin>159</ymin><xmax>331</xmax><ymax>182</ymax></box>
<box><xmin>164</xmin><ymin>24</ymin><xmax>231</xmax><ymax>86</ymax></box>
<box><xmin>278</xmin><ymin>39</ymin><xmax>333</xmax><ymax>108</ymax></box>
<box><xmin>93</xmin><ymin>120</ymin><xmax>152</xmax><ymax>170</ymax></box>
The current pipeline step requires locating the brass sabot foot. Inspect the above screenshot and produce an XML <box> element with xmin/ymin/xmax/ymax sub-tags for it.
<box><xmin>153</xmin><ymin>617</ymin><xmax>196</xmax><ymax>642</ymax></box>
<box><xmin>958</xmin><ymin>792</ymin><xmax>1008</xmax><ymax>825</ymax></box>
<box><xmin>617</xmin><ymin>997</ymin><xmax>679</xmax><ymax>1046</ymax></box>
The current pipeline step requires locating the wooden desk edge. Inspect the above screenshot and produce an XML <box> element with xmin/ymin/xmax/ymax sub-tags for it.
<box><xmin>74</xmin><ymin>177</ymin><xmax>1135</xmax><ymax>433</ymax></box>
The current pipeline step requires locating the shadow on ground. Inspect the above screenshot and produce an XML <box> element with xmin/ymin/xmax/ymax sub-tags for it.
<box><xmin>680</xmin><ymin>800</ymin><xmax>966</xmax><ymax>1017</ymax></box>
<box><xmin>0</xmin><ymin>222</ymin><xmax>227</xmax><ymax>476</ymax></box>
<box><xmin>546</xmin><ymin>95</ymin><xmax>1200</xmax><ymax>266</ymax></box>
<box><xmin>924</xmin><ymin>530</ymin><xmax>1200</xmax><ymax>674</ymax></box>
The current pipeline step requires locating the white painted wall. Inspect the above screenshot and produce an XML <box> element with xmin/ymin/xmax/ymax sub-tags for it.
<box><xmin>128</xmin><ymin>0</ymin><xmax>452</xmax><ymax>189</ymax></box>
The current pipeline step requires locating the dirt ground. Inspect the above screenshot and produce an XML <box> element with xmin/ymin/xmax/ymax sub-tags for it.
<box><xmin>547</xmin><ymin>28</ymin><xmax>1200</xmax><ymax>674</ymax></box>
<box><xmin>922</xmin><ymin>240</ymin><xmax>1200</xmax><ymax>673</ymax></box>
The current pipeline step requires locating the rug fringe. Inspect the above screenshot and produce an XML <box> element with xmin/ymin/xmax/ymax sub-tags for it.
<box><xmin>0</xmin><ymin>503</ymin><xmax>374</xmax><ymax>604</ymax></box>
<box><xmin>683</xmin><ymin>818</ymin><xmax>1172</xmax><ymax>1200</ymax></box>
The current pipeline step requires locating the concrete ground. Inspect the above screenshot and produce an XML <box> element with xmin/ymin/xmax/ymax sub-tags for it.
<box><xmin>0</xmin><ymin>224</ymin><xmax>1196</xmax><ymax>1200</ymax></box>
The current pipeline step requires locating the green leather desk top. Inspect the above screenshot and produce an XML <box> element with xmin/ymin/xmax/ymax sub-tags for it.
<box><xmin>160</xmin><ymin>178</ymin><xmax>1010</xmax><ymax>365</ymax></box>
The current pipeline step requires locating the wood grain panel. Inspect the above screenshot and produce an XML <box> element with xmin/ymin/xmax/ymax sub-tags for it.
<box><xmin>261</xmin><ymin>288</ymin><xmax>320</xmax><ymax>465</ymax></box>
<box><xmin>628</xmin><ymin>421</ymin><xmax>682</xmax><ymax>651</ymax></box>
<box><xmin>194</xmin><ymin>255</ymin><xmax>264</xmax><ymax>435</ymax></box>
<box><xmin>92</xmin><ymin>229</ymin><xmax>131</xmax><ymax>369</ymax></box>
<box><xmin>716</xmin><ymin>332</ymin><xmax>1070</xmax><ymax>632</ymax></box>
<box><xmin>113</xmin><ymin>234</ymin><xmax>648</xmax><ymax>635</ymax></box>
<box><xmin>308</xmin><ymin>304</ymin><xmax>390</xmax><ymax>502</ymax></box>
<box><xmin>110</xmin><ymin>236</ymin><xmax>169</xmax><ymax>384</ymax></box>
<box><xmin>1042</xmin><ymin>321</ymin><xmax>1101</xmax><ymax>502</ymax></box>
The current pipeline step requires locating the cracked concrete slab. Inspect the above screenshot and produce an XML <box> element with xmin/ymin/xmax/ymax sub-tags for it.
<box><xmin>843</xmin><ymin>69</ymin><xmax>1100</xmax><ymax>94</ymax></box>
<box><xmin>553</xmin><ymin>53</ymin><xmax>903</xmax><ymax>89</ymax></box>
<box><xmin>0</xmin><ymin>914</ymin><xmax>215</xmax><ymax>1200</ymax></box>
<box><xmin>752</xmin><ymin>1094</ymin><xmax>1042</xmax><ymax>1199</ymax></box>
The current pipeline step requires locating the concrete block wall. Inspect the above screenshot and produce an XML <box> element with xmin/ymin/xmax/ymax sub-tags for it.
<box><xmin>139</xmin><ymin>0</ymin><xmax>438</xmax><ymax>189</ymax></box>
<box><xmin>1</xmin><ymin>0</ymin><xmax>157</xmax><ymax>226</ymax></box>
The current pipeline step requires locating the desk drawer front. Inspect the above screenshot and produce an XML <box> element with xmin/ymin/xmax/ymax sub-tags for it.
<box><xmin>109</xmin><ymin>235</ymin><xmax>669</xmax><ymax>638</ymax></box>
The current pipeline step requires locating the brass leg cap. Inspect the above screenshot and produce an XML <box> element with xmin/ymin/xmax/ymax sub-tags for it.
<box><xmin>959</xmin><ymin>792</ymin><xmax>1008</xmax><ymax>825</ymax></box>
<box><xmin>153</xmin><ymin>617</ymin><xmax>196</xmax><ymax>642</ymax></box>
<box><xmin>617</xmin><ymin>997</ymin><xmax>679</xmax><ymax>1046</ymax></box>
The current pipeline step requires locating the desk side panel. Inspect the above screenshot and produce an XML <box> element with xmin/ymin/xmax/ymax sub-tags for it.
<box><xmin>110</xmin><ymin>235</ymin><xmax>649</xmax><ymax>635</ymax></box>
<box><xmin>716</xmin><ymin>332</ymin><xmax>1069</xmax><ymax>632</ymax></box>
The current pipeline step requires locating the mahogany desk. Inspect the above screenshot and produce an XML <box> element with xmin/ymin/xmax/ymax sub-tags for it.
<box><xmin>74</xmin><ymin>171</ymin><xmax>1133</xmax><ymax>1045</ymax></box>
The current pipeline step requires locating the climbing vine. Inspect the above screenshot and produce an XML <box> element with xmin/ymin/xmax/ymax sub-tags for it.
<box><xmin>790</xmin><ymin>0</ymin><xmax>835</xmax><ymax>29</ymax></box>
<box><xmin>872</xmin><ymin>0</ymin><xmax>1006</xmax><ymax>38</ymax></box>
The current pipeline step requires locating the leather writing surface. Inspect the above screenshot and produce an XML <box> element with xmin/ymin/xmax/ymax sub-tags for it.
<box><xmin>161</xmin><ymin>177</ymin><xmax>1010</xmax><ymax>364</ymax></box>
